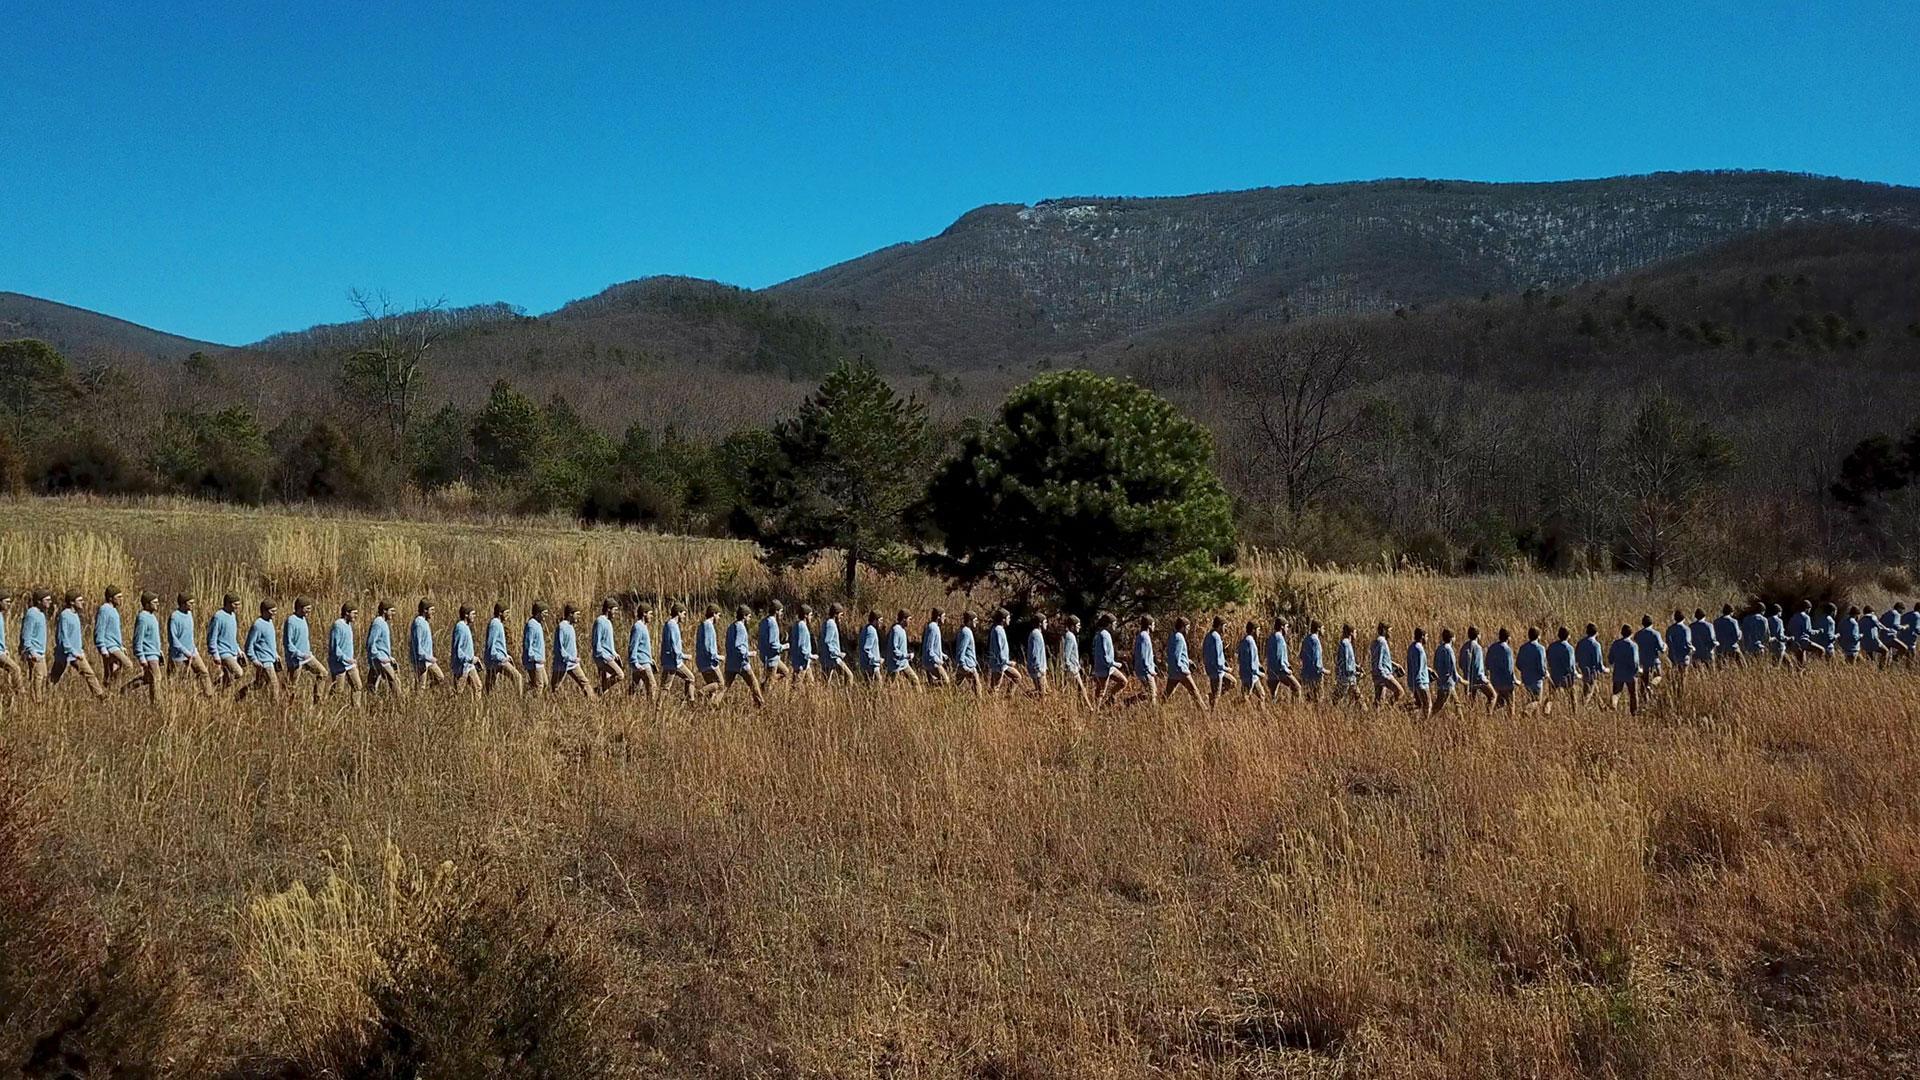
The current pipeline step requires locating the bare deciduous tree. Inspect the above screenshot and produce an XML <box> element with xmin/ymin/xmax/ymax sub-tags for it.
<box><xmin>337</xmin><ymin>288</ymin><xmax>448</xmax><ymax>444</ymax></box>
<box><xmin>1606</xmin><ymin>392</ymin><xmax>1735</xmax><ymax>587</ymax></box>
<box><xmin>1216</xmin><ymin>328</ymin><xmax>1369</xmax><ymax>523</ymax></box>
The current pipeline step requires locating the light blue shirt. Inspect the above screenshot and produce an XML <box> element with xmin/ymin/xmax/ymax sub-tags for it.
<box><xmin>1516</xmin><ymin>640</ymin><xmax>1546</xmax><ymax>687</ymax></box>
<box><xmin>662</xmin><ymin>618</ymin><xmax>685</xmax><ymax>669</ymax></box>
<box><xmin>955</xmin><ymin>626</ymin><xmax>978</xmax><ymax>673</ymax></box>
<box><xmin>55</xmin><ymin>609</ymin><xmax>84</xmax><ymax>660</ymax></box>
<box><xmin>368</xmin><ymin>616</ymin><xmax>393</xmax><ymax>664</ymax></box>
<box><xmin>0</xmin><ymin>609</ymin><xmax>7</xmax><ymax>656</ymax></box>
<box><xmin>1786</xmin><ymin>612</ymin><xmax>1812</xmax><ymax>643</ymax></box>
<box><xmin>168</xmin><ymin>609</ymin><xmax>197</xmax><ymax>660</ymax></box>
<box><xmin>988</xmin><ymin>625</ymin><xmax>1012</xmax><ymax>674</ymax></box>
<box><xmin>329</xmin><ymin>618</ymin><xmax>355</xmax><ymax>675</ymax></box>
<box><xmin>1026</xmin><ymin>627</ymin><xmax>1048</xmax><ymax>677</ymax></box>
<box><xmin>524</xmin><ymin>618</ymin><xmax>548</xmax><ymax>667</ymax></box>
<box><xmin>1300</xmin><ymin>633</ymin><xmax>1326</xmax><ymax>681</ymax></box>
<box><xmin>1334</xmin><ymin>637</ymin><xmax>1358</xmax><ymax>684</ymax></box>
<box><xmin>555</xmin><ymin>620</ymin><xmax>580</xmax><ymax>670</ymax></box>
<box><xmin>1370</xmin><ymin>635</ymin><xmax>1394</xmax><ymax>679</ymax></box>
<box><xmin>1091</xmin><ymin>629</ymin><xmax>1114</xmax><ymax>677</ymax></box>
<box><xmin>695</xmin><ymin>618</ymin><xmax>720</xmax><ymax>672</ymax></box>
<box><xmin>1131</xmin><ymin>630</ymin><xmax>1157</xmax><ymax>678</ymax></box>
<box><xmin>1714</xmin><ymin>614</ymin><xmax>1741</xmax><ymax>651</ymax></box>
<box><xmin>1460</xmin><ymin>640</ymin><xmax>1486</xmax><ymax>684</ymax></box>
<box><xmin>1634</xmin><ymin>626</ymin><xmax>1664</xmax><ymax>669</ymax></box>
<box><xmin>1667</xmin><ymin>622</ymin><xmax>1693</xmax><ymax>664</ymax></box>
<box><xmin>858</xmin><ymin>624</ymin><xmax>882</xmax><ymax>674</ymax></box>
<box><xmin>920</xmin><ymin>621</ymin><xmax>946</xmax><ymax>669</ymax></box>
<box><xmin>1166</xmin><ymin>631</ymin><xmax>1189</xmax><ymax>676</ymax></box>
<box><xmin>758</xmin><ymin>615</ymin><xmax>784</xmax><ymax>666</ymax></box>
<box><xmin>486</xmin><ymin>618</ymin><xmax>510</xmax><ymax>664</ymax></box>
<box><xmin>1739</xmin><ymin>614</ymin><xmax>1768</xmax><ymax>653</ymax></box>
<box><xmin>1608</xmin><ymin>637</ymin><xmax>1639</xmax><ymax>679</ymax></box>
<box><xmin>592</xmin><ymin>615</ymin><xmax>617</xmax><ymax>663</ymax></box>
<box><xmin>21</xmin><ymin>607</ymin><xmax>47</xmax><ymax>658</ymax></box>
<box><xmin>1407</xmin><ymin>641</ymin><xmax>1430</xmax><ymax>689</ymax></box>
<box><xmin>94</xmin><ymin>602</ymin><xmax>123</xmax><ymax>653</ymax></box>
<box><xmin>411</xmin><ymin>615</ymin><xmax>435</xmax><ymax>665</ymax></box>
<box><xmin>1434</xmin><ymin>642</ymin><xmax>1458</xmax><ymax>689</ymax></box>
<box><xmin>1237</xmin><ymin>635</ymin><xmax>1262</xmax><ymax>684</ymax></box>
<box><xmin>1576</xmin><ymin>634</ymin><xmax>1604</xmax><ymax>674</ymax></box>
<box><xmin>452</xmin><ymin>621</ymin><xmax>477</xmax><ymax>673</ymax></box>
<box><xmin>245</xmin><ymin>617</ymin><xmax>278</xmax><ymax>667</ymax></box>
<box><xmin>1486</xmin><ymin>641</ymin><xmax>1515</xmax><ymax>688</ymax></box>
<box><xmin>283</xmin><ymin>613</ymin><xmax>312</xmax><ymax>664</ymax></box>
<box><xmin>820</xmin><ymin>619</ymin><xmax>843</xmax><ymax>664</ymax></box>
<box><xmin>208</xmin><ymin>609</ymin><xmax>238</xmax><ymax>660</ymax></box>
<box><xmin>789</xmin><ymin>620</ymin><xmax>812</xmax><ymax>669</ymax></box>
<box><xmin>727</xmin><ymin>620</ymin><xmax>753</xmax><ymax>674</ymax></box>
<box><xmin>1547</xmin><ymin>640</ymin><xmax>1575</xmax><ymax>683</ymax></box>
<box><xmin>1265</xmin><ymin>631</ymin><xmax>1290</xmax><ymax>675</ymax></box>
<box><xmin>1060</xmin><ymin>630</ymin><xmax>1081</xmax><ymax>673</ymax></box>
<box><xmin>1202</xmin><ymin>631</ymin><xmax>1227</xmax><ymax>676</ymax></box>
<box><xmin>888</xmin><ymin>624</ymin><xmax>911</xmax><ymax>673</ymax></box>
<box><xmin>1690</xmin><ymin>619</ymin><xmax>1716</xmax><ymax>660</ymax></box>
<box><xmin>132</xmin><ymin>610</ymin><xmax>162</xmax><ymax>662</ymax></box>
<box><xmin>628</xmin><ymin>619</ymin><xmax>653</xmax><ymax>668</ymax></box>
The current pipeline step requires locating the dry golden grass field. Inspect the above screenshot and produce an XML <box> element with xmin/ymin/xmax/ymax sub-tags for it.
<box><xmin>3</xmin><ymin>496</ymin><xmax>1918</xmax><ymax>1078</ymax></box>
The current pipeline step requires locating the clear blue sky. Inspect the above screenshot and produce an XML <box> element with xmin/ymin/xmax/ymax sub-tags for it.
<box><xmin>4</xmin><ymin>1</ymin><xmax>1915</xmax><ymax>345</ymax></box>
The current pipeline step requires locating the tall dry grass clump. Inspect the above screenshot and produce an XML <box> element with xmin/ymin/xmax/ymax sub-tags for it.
<box><xmin>360</xmin><ymin>532</ymin><xmax>430</xmax><ymax>597</ymax></box>
<box><xmin>257</xmin><ymin>523</ymin><xmax>342</xmax><ymax>597</ymax></box>
<box><xmin>0</xmin><ymin>530</ymin><xmax>135</xmax><ymax>594</ymax></box>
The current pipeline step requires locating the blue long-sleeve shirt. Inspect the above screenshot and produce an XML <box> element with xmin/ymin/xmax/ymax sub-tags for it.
<box><xmin>1371</xmin><ymin>636</ymin><xmax>1394</xmax><ymax>679</ymax></box>
<box><xmin>1487</xmin><ymin>641</ymin><xmax>1515</xmax><ymax>688</ymax></box>
<box><xmin>1090</xmin><ymin>629</ymin><xmax>1114</xmax><ymax>677</ymax></box>
<box><xmin>726</xmin><ymin>620</ymin><xmax>752</xmax><ymax>674</ymax></box>
<box><xmin>1460</xmin><ymin>640</ymin><xmax>1485</xmax><ymax>684</ymax></box>
<box><xmin>368</xmin><ymin>616</ymin><xmax>393</xmax><ymax>664</ymax></box>
<box><xmin>1837</xmin><ymin>616</ymin><xmax>1860</xmax><ymax>653</ymax></box>
<box><xmin>920</xmin><ymin>622</ymin><xmax>945</xmax><ymax>669</ymax></box>
<box><xmin>21</xmin><ymin>607</ymin><xmax>47</xmax><ymax>658</ymax></box>
<box><xmin>94</xmin><ymin>603</ymin><xmax>123</xmax><ymax>653</ymax></box>
<box><xmin>592</xmin><ymin>615</ymin><xmax>617</xmax><ymax>663</ymax></box>
<box><xmin>1690</xmin><ymin>619</ymin><xmax>1715</xmax><ymax>661</ymax></box>
<box><xmin>1903</xmin><ymin>611</ymin><xmax>1920</xmax><ymax>647</ymax></box>
<box><xmin>1634</xmin><ymin>627</ymin><xmax>1665</xmax><ymax>669</ymax></box>
<box><xmin>955</xmin><ymin>626</ymin><xmax>978</xmax><ymax>672</ymax></box>
<box><xmin>788</xmin><ymin>620</ymin><xmax>812</xmax><ymax>669</ymax></box>
<box><xmin>1786</xmin><ymin>612</ymin><xmax>1811</xmax><ymax>643</ymax></box>
<box><xmin>452</xmin><ymin>621</ymin><xmax>477</xmax><ymax>672</ymax></box>
<box><xmin>819</xmin><ymin>619</ymin><xmax>842</xmax><ymax>665</ymax></box>
<box><xmin>486</xmin><ymin>618</ymin><xmax>510</xmax><ymax>664</ymax></box>
<box><xmin>1740</xmin><ymin>614</ymin><xmax>1769</xmax><ymax>653</ymax></box>
<box><xmin>1815</xmin><ymin>615</ymin><xmax>1837</xmax><ymax>648</ymax></box>
<box><xmin>1301</xmin><ymin>634</ymin><xmax>1327</xmax><ymax>681</ymax></box>
<box><xmin>694</xmin><ymin>618</ymin><xmax>719</xmax><ymax>672</ymax></box>
<box><xmin>1238</xmin><ymin>635</ymin><xmax>1262</xmax><ymax>684</ymax></box>
<box><xmin>1266</xmin><ymin>631</ymin><xmax>1290</xmax><ymax>675</ymax></box>
<box><xmin>410</xmin><ymin>615</ymin><xmax>435</xmax><ymax>664</ymax></box>
<box><xmin>329</xmin><ymin>618</ymin><xmax>355</xmax><ymax>674</ymax></box>
<box><xmin>1547</xmin><ymin>640</ymin><xmax>1575</xmax><ymax>683</ymax></box>
<box><xmin>1434</xmin><ymin>643</ymin><xmax>1459</xmax><ymax>689</ymax></box>
<box><xmin>555</xmin><ymin>620</ymin><xmax>580</xmax><ymax>669</ymax></box>
<box><xmin>1407</xmin><ymin>641</ymin><xmax>1430</xmax><ymax>689</ymax></box>
<box><xmin>1132</xmin><ymin>630</ymin><xmax>1157</xmax><ymax>678</ymax></box>
<box><xmin>858</xmin><ymin>624</ymin><xmax>881</xmax><ymax>674</ymax></box>
<box><xmin>524</xmin><ymin>618</ymin><xmax>548</xmax><ymax>668</ymax></box>
<box><xmin>168</xmin><ymin>610</ymin><xmax>197</xmax><ymax>660</ymax></box>
<box><xmin>628</xmin><ymin>619</ymin><xmax>652</xmax><ymax>669</ymax></box>
<box><xmin>1577</xmin><ymin>634</ymin><xmax>1605</xmax><ymax>675</ymax></box>
<box><xmin>1203</xmin><ymin>631</ymin><xmax>1227</xmax><ymax>677</ymax></box>
<box><xmin>661</xmin><ymin>619</ymin><xmax>685</xmax><ymax>670</ymax></box>
<box><xmin>1167</xmin><ymin>631</ymin><xmax>1190</xmax><ymax>676</ymax></box>
<box><xmin>1060</xmin><ymin>631</ymin><xmax>1081</xmax><ymax>673</ymax></box>
<box><xmin>1334</xmin><ymin>637</ymin><xmax>1358</xmax><ymax>684</ymax></box>
<box><xmin>1667</xmin><ymin>622</ymin><xmax>1693</xmax><ymax>664</ymax></box>
<box><xmin>757</xmin><ymin>616</ymin><xmax>783</xmax><ymax>666</ymax></box>
<box><xmin>1769</xmin><ymin>615</ymin><xmax>1789</xmax><ymax>654</ymax></box>
<box><xmin>1026</xmin><ymin>628</ymin><xmax>1048</xmax><ymax>677</ymax></box>
<box><xmin>1516</xmin><ymin>641</ymin><xmax>1546</xmax><ymax>686</ymax></box>
<box><xmin>55</xmin><ymin>609</ymin><xmax>84</xmax><ymax>660</ymax></box>
<box><xmin>989</xmin><ymin>626</ymin><xmax>1013</xmax><ymax>674</ymax></box>
<box><xmin>888</xmin><ymin>624</ymin><xmax>911</xmax><ymax>673</ymax></box>
<box><xmin>1608</xmin><ymin>637</ymin><xmax>1639</xmax><ymax>679</ymax></box>
<box><xmin>208</xmin><ymin>609</ymin><xmax>238</xmax><ymax>660</ymax></box>
<box><xmin>1714</xmin><ymin>614</ymin><xmax>1741</xmax><ymax>652</ymax></box>
<box><xmin>132</xmin><ymin>610</ymin><xmax>162</xmax><ymax>662</ymax></box>
<box><xmin>0</xmin><ymin>610</ymin><xmax>7</xmax><ymax>656</ymax></box>
<box><xmin>284</xmin><ymin>614</ymin><xmax>312</xmax><ymax>664</ymax></box>
<box><xmin>1860</xmin><ymin>616</ymin><xmax>1883</xmax><ymax>653</ymax></box>
<box><xmin>245</xmin><ymin>617</ymin><xmax>278</xmax><ymax>667</ymax></box>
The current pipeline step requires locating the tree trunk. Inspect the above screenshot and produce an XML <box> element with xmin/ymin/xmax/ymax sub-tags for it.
<box><xmin>844</xmin><ymin>548</ymin><xmax>859</xmax><ymax>600</ymax></box>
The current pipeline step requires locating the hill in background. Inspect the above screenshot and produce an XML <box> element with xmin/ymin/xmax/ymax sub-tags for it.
<box><xmin>0</xmin><ymin>291</ymin><xmax>222</xmax><ymax>363</ymax></box>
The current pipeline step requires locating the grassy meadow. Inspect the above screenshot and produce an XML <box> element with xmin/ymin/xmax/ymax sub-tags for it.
<box><xmin>3</xmin><ymin>496</ymin><xmax>1918</xmax><ymax>1078</ymax></box>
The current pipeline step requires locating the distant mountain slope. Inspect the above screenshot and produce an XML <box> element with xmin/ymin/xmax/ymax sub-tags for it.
<box><xmin>771</xmin><ymin>171</ymin><xmax>1920</xmax><ymax>367</ymax></box>
<box><xmin>0</xmin><ymin>291</ymin><xmax>222</xmax><ymax>361</ymax></box>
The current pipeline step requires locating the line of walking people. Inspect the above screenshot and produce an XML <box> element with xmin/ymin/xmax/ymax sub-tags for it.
<box><xmin>0</xmin><ymin>586</ymin><xmax>1910</xmax><ymax>712</ymax></box>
